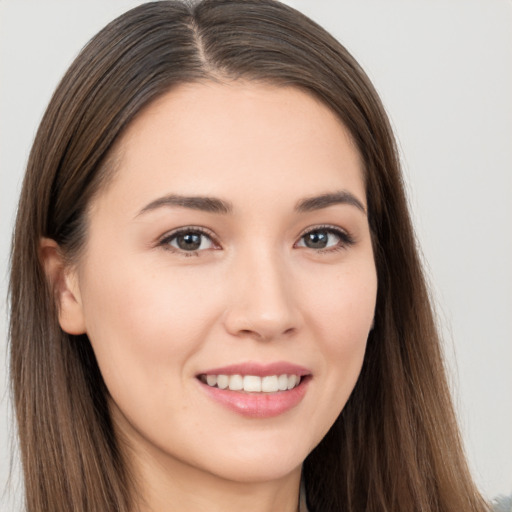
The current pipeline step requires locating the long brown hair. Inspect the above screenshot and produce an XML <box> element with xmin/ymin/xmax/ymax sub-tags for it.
<box><xmin>9</xmin><ymin>1</ymin><xmax>489</xmax><ymax>511</ymax></box>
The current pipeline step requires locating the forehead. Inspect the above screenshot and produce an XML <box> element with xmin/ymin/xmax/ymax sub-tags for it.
<box><xmin>94</xmin><ymin>81</ymin><xmax>365</xmax><ymax>214</ymax></box>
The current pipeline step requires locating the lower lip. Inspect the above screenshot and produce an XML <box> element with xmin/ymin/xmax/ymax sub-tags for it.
<box><xmin>198</xmin><ymin>378</ymin><xmax>310</xmax><ymax>418</ymax></box>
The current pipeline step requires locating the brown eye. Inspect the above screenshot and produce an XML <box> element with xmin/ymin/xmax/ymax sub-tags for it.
<box><xmin>302</xmin><ymin>230</ymin><xmax>331</xmax><ymax>249</ymax></box>
<box><xmin>176</xmin><ymin>233</ymin><xmax>203</xmax><ymax>250</ymax></box>
<box><xmin>296</xmin><ymin>227</ymin><xmax>355</xmax><ymax>252</ymax></box>
<box><xmin>299</xmin><ymin>229</ymin><xmax>340</xmax><ymax>249</ymax></box>
<box><xmin>162</xmin><ymin>229</ymin><xmax>215</xmax><ymax>252</ymax></box>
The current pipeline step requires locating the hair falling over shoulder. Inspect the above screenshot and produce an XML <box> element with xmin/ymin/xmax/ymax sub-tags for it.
<box><xmin>9</xmin><ymin>1</ymin><xmax>490</xmax><ymax>511</ymax></box>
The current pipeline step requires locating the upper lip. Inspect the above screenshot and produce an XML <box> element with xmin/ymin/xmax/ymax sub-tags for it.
<box><xmin>197</xmin><ymin>361</ymin><xmax>311</xmax><ymax>377</ymax></box>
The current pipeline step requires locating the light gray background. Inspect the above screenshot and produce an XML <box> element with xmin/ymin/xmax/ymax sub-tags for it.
<box><xmin>1</xmin><ymin>1</ymin><xmax>511</xmax><ymax>509</ymax></box>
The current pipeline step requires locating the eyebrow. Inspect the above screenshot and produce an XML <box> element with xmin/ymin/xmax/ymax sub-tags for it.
<box><xmin>137</xmin><ymin>194</ymin><xmax>233</xmax><ymax>216</ymax></box>
<box><xmin>136</xmin><ymin>189</ymin><xmax>366</xmax><ymax>218</ymax></box>
<box><xmin>295</xmin><ymin>191</ymin><xmax>366</xmax><ymax>215</ymax></box>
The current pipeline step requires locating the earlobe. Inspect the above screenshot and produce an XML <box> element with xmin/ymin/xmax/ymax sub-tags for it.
<box><xmin>39</xmin><ymin>238</ymin><xmax>86</xmax><ymax>335</ymax></box>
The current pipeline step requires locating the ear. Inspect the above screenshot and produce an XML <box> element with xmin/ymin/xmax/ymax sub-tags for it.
<box><xmin>39</xmin><ymin>238</ymin><xmax>86</xmax><ymax>335</ymax></box>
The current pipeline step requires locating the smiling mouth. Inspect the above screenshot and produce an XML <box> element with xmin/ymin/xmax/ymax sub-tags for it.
<box><xmin>198</xmin><ymin>374</ymin><xmax>303</xmax><ymax>393</ymax></box>
<box><xmin>197</xmin><ymin>367</ymin><xmax>311</xmax><ymax>417</ymax></box>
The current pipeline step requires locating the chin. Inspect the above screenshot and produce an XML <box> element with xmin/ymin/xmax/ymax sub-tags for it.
<box><xmin>204</xmin><ymin>455</ymin><xmax>304</xmax><ymax>484</ymax></box>
<box><xmin>194</xmin><ymin>433</ymin><xmax>312</xmax><ymax>483</ymax></box>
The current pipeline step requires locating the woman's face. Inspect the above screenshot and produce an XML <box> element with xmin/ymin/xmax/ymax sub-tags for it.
<box><xmin>63</xmin><ymin>82</ymin><xmax>377</xmax><ymax>484</ymax></box>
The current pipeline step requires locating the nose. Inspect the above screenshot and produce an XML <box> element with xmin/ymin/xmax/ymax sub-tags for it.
<box><xmin>223</xmin><ymin>248</ymin><xmax>302</xmax><ymax>341</ymax></box>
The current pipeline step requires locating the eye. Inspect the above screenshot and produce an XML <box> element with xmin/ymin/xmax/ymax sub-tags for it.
<box><xmin>296</xmin><ymin>226</ymin><xmax>354</xmax><ymax>251</ymax></box>
<box><xmin>160</xmin><ymin>228</ymin><xmax>216</xmax><ymax>254</ymax></box>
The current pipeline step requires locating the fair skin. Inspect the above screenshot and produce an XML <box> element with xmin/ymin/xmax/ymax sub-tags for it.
<box><xmin>42</xmin><ymin>82</ymin><xmax>377</xmax><ymax>512</ymax></box>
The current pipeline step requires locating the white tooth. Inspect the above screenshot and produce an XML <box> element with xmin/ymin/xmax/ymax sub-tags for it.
<box><xmin>206</xmin><ymin>375</ymin><xmax>217</xmax><ymax>387</ymax></box>
<box><xmin>278</xmin><ymin>374</ymin><xmax>289</xmax><ymax>391</ymax></box>
<box><xmin>229</xmin><ymin>374</ymin><xmax>243</xmax><ymax>391</ymax></box>
<box><xmin>287</xmin><ymin>375</ymin><xmax>297</xmax><ymax>390</ymax></box>
<box><xmin>261</xmin><ymin>375</ymin><xmax>279</xmax><ymax>392</ymax></box>
<box><xmin>217</xmin><ymin>375</ymin><xmax>229</xmax><ymax>389</ymax></box>
<box><xmin>243</xmin><ymin>375</ymin><xmax>262</xmax><ymax>392</ymax></box>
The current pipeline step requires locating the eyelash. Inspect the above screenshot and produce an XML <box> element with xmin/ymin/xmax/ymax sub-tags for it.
<box><xmin>157</xmin><ymin>224</ymin><xmax>355</xmax><ymax>256</ymax></box>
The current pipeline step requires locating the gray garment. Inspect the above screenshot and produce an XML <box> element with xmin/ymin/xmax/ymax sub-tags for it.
<box><xmin>299</xmin><ymin>480</ymin><xmax>308</xmax><ymax>512</ymax></box>
<box><xmin>492</xmin><ymin>494</ymin><xmax>512</xmax><ymax>512</ymax></box>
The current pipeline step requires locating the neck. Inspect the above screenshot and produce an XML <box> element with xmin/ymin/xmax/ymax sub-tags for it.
<box><xmin>123</xmin><ymin>433</ymin><xmax>302</xmax><ymax>512</ymax></box>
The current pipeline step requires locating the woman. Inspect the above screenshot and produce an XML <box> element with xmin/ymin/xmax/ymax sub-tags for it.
<box><xmin>7</xmin><ymin>1</ymin><xmax>492</xmax><ymax>511</ymax></box>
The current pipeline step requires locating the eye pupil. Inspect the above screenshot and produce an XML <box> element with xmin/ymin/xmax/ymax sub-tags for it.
<box><xmin>304</xmin><ymin>230</ymin><xmax>328</xmax><ymax>249</ymax></box>
<box><xmin>177</xmin><ymin>233</ymin><xmax>202</xmax><ymax>251</ymax></box>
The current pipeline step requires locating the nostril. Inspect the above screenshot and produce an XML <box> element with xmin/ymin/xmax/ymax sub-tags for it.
<box><xmin>236</xmin><ymin>326</ymin><xmax>297</xmax><ymax>341</ymax></box>
<box><xmin>222</xmin><ymin>297</ymin><xmax>302</xmax><ymax>341</ymax></box>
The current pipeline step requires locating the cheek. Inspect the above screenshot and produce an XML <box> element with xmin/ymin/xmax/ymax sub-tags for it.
<box><xmin>283</xmin><ymin>260</ymin><xmax>376</xmax><ymax>449</ymax></box>
<box><xmin>302</xmin><ymin>262</ymin><xmax>376</xmax><ymax>395</ymax></box>
<box><xmin>304</xmin><ymin>260</ymin><xmax>377</xmax><ymax>345</ymax></box>
<box><xmin>78</xmin><ymin>256</ymin><xmax>222</xmax><ymax>401</ymax></box>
